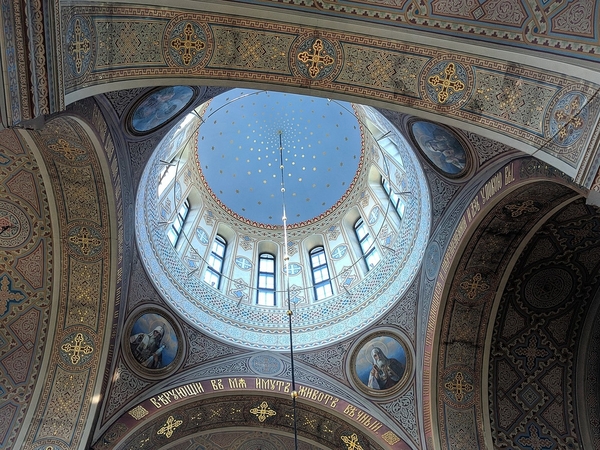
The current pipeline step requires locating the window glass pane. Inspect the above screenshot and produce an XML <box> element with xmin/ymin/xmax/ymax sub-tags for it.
<box><xmin>315</xmin><ymin>283</ymin><xmax>332</xmax><ymax>300</ymax></box>
<box><xmin>259</xmin><ymin>257</ymin><xmax>275</xmax><ymax>272</ymax></box>
<box><xmin>313</xmin><ymin>266</ymin><xmax>329</xmax><ymax>283</ymax></box>
<box><xmin>203</xmin><ymin>270</ymin><xmax>219</xmax><ymax>287</ymax></box>
<box><xmin>258</xmin><ymin>274</ymin><xmax>274</xmax><ymax>289</ymax></box>
<box><xmin>361</xmin><ymin>233</ymin><xmax>374</xmax><ymax>249</ymax></box>
<box><xmin>167</xmin><ymin>228</ymin><xmax>178</xmax><ymax>246</ymax></box>
<box><xmin>158</xmin><ymin>164</ymin><xmax>177</xmax><ymax>196</ymax></box>
<box><xmin>366</xmin><ymin>250</ymin><xmax>381</xmax><ymax>269</ymax></box>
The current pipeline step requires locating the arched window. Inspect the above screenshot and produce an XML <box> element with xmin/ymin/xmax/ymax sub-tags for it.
<box><xmin>167</xmin><ymin>198</ymin><xmax>190</xmax><ymax>246</ymax></box>
<box><xmin>257</xmin><ymin>253</ymin><xmax>276</xmax><ymax>306</ymax></box>
<box><xmin>204</xmin><ymin>235</ymin><xmax>226</xmax><ymax>289</ymax></box>
<box><xmin>310</xmin><ymin>246</ymin><xmax>333</xmax><ymax>300</ymax></box>
<box><xmin>354</xmin><ymin>217</ymin><xmax>381</xmax><ymax>271</ymax></box>
<box><xmin>382</xmin><ymin>176</ymin><xmax>405</xmax><ymax>219</ymax></box>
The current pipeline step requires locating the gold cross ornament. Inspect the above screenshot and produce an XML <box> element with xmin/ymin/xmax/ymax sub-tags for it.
<box><xmin>444</xmin><ymin>371</ymin><xmax>473</xmax><ymax>402</ymax></box>
<box><xmin>171</xmin><ymin>23</ymin><xmax>206</xmax><ymax>65</ymax></box>
<box><xmin>61</xmin><ymin>333</ymin><xmax>94</xmax><ymax>365</ymax></box>
<box><xmin>249</xmin><ymin>401</ymin><xmax>276</xmax><ymax>422</ymax></box>
<box><xmin>298</xmin><ymin>39</ymin><xmax>334</xmax><ymax>78</ymax></box>
<box><xmin>428</xmin><ymin>63</ymin><xmax>465</xmax><ymax>104</ymax></box>
<box><xmin>69</xmin><ymin>19</ymin><xmax>91</xmax><ymax>74</ymax></box>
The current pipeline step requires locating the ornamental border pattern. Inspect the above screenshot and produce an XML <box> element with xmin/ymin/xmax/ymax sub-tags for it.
<box><xmin>0</xmin><ymin>129</ymin><xmax>53</xmax><ymax>449</ymax></box>
<box><xmin>59</xmin><ymin>5</ymin><xmax>600</xmax><ymax>174</ymax></box>
<box><xmin>220</xmin><ymin>0</ymin><xmax>599</xmax><ymax>63</ymax></box>
<box><xmin>421</xmin><ymin>157</ymin><xmax>579</xmax><ymax>449</ymax></box>
<box><xmin>22</xmin><ymin>114</ymin><xmax>114</xmax><ymax>449</ymax></box>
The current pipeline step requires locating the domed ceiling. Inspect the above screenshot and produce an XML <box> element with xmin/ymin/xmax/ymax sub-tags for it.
<box><xmin>197</xmin><ymin>90</ymin><xmax>363</xmax><ymax>226</ymax></box>
<box><xmin>135</xmin><ymin>89</ymin><xmax>431</xmax><ymax>350</ymax></box>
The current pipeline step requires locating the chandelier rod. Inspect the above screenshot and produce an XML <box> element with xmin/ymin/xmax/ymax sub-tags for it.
<box><xmin>279</xmin><ymin>130</ymin><xmax>299</xmax><ymax>450</ymax></box>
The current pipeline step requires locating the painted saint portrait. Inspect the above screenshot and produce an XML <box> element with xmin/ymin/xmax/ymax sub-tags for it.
<box><xmin>353</xmin><ymin>333</ymin><xmax>409</xmax><ymax>395</ymax></box>
<box><xmin>131</xmin><ymin>86</ymin><xmax>194</xmax><ymax>133</ymax></box>
<box><xmin>410</xmin><ymin>120</ymin><xmax>468</xmax><ymax>176</ymax></box>
<box><xmin>129</xmin><ymin>313</ymin><xmax>178</xmax><ymax>370</ymax></box>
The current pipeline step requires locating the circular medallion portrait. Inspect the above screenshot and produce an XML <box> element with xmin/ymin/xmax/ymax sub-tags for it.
<box><xmin>130</xmin><ymin>86</ymin><xmax>195</xmax><ymax>134</ymax></box>
<box><xmin>409</xmin><ymin>120</ymin><xmax>470</xmax><ymax>177</ymax></box>
<box><xmin>351</xmin><ymin>331</ymin><xmax>411</xmax><ymax>396</ymax></box>
<box><xmin>124</xmin><ymin>308</ymin><xmax>183</xmax><ymax>377</ymax></box>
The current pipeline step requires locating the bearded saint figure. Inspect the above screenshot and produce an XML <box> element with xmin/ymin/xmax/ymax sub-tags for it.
<box><xmin>130</xmin><ymin>324</ymin><xmax>166</xmax><ymax>369</ymax></box>
<box><xmin>367</xmin><ymin>347</ymin><xmax>405</xmax><ymax>390</ymax></box>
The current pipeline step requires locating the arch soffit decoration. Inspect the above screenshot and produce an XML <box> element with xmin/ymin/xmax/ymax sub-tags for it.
<box><xmin>423</xmin><ymin>156</ymin><xmax>589</xmax><ymax>449</ymax></box>
<box><xmin>96</xmin><ymin>394</ymin><xmax>391</xmax><ymax>450</ymax></box>
<box><xmin>10</xmin><ymin>109</ymin><xmax>123</xmax><ymax>450</ymax></box>
<box><xmin>58</xmin><ymin>4</ymin><xmax>600</xmax><ymax>187</ymax></box>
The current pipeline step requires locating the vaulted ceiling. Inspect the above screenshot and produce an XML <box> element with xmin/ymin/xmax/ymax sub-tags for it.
<box><xmin>0</xmin><ymin>1</ymin><xmax>599</xmax><ymax>449</ymax></box>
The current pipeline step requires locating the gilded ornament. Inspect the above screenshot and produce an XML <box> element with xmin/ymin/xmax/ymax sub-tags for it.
<box><xmin>460</xmin><ymin>273</ymin><xmax>489</xmax><ymax>300</ymax></box>
<box><xmin>48</xmin><ymin>139</ymin><xmax>86</xmax><ymax>161</ymax></box>
<box><xmin>427</xmin><ymin>62</ymin><xmax>465</xmax><ymax>104</ymax></box>
<box><xmin>341</xmin><ymin>433</ymin><xmax>364</xmax><ymax>450</ymax></box>
<box><xmin>382</xmin><ymin>431</ymin><xmax>400</xmax><ymax>445</ymax></box>
<box><xmin>128</xmin><ymin>405</ymin><xmax>149</xmax><ymax>420</ymax></box>
<box><xmin>297</xmin><ymin>39</ymin><xmax>334</xmax><ymax>78</ymax></box>
<box><xmin>444</xmin><ymin>371</ymin><xmax>473</xmax><ymax>402</ymax></box>
<box><xmin>505</xmin><ymin>200</ymin><xmax>539</xmax><ymax>218</ymax></box>
<box><xmin>69</xmin><ymin>19</ymin><xmax>91</xmax><ymax>74</ymax></box>
<box><xmin>249</xmin><ymin>401</ymin><xmax>276</xmax><ymax>422</ymax></box>
<box><xmin>68</xmin><ymin>227</ymin><xmax>102</xmax><ymax>256</ymax></box>
<box><xmin>61</xmin><ymin>333</ymin><xmax>94</xmax><ymax>365</ymax></box>
<box><xmin>156</xmin><ymin>415</ymin><xmax>183</xmax><ymax>438</ymax></box>
<box><xmin>171</xmin><ymin>23</ymin><xmax>206</xmax><ymax>66</ymax></box>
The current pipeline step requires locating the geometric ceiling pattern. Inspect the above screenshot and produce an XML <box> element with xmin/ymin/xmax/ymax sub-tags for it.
<box><xmin>54</xmin><ymin>4</ymin><xmax>600</xmax><ymax>186</ymax></box>
<box><xmin>223</xmin><ymin>0</ymin><xmax>600</xmax><ymax>64</ymax></box>
<box><xmin>489</xmin><ymin>197</ymin><xmax>600</xmax><ymax>448</ymax></box>
<box><xmin>0</xmin><ymin>130</ymin><xmax>52</xmax><ymax>449</ymax></box>
<box><xmin>0</xmin><ymin>1</ymin><xmax>599</xmax><ymax>450</ymax></box>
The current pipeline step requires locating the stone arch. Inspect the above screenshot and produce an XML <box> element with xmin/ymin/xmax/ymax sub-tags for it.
<box><xmin>423</xmin><ymin>156</ymin><xmax>590</xmax><ymax>449</ymax></box>
<box><xmin>59</xmin><ymin>5</ymin><xmax>600</xmax><ymax>185</ymax></box>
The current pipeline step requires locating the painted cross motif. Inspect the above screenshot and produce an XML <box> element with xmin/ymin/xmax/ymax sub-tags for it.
<box><xmin>171</xmin><ymin>23</ymin><xmax>206</xmax><ymax>66</ymax></box>
<box><xmin>518</xmin><ymin>424</ymin><xmax>553</xmax><ymax>450</ymax></box>
<box><xmin>554</xmin><ymin>96</ymin><xmax>584</xmax><ymax>143</ymax></box>
<box><xmin>341</xmin><ymin>433</ymin><xmax>364</xmax><ymax>450</ymax></box>
<box><xmin>48</xmin><ymin>139</ymin><xmax>86</xmax><ymax>161</ymax></box>
<box><xmin>506</xmin><ymin>200</ymin><xmax>539</xmax><ymax>218</ymax></box>
<box><xmin>428</xmin><ymin>63</ymin><xmax>465</xmax><ymax>104</ymax></box>
<box><xmin>69</xmin><ymin>19</ymin><xmax>91</xmax><ymax>74</ymax></box>
<box><xmin>69</xmin><ymin>227</ymin><xmax>102</xmax><ymax>256</ymax></box>
<box><xmin>156</xmin><ymin>415</ymin><xmax>183</xmax><ymax>438</ymax></box>
<box><xmin>61</xmin><ymin>333</ymin><xmax>94</xmax><ymax>365</ymax></box>
<box><xmin>445</xmin><ymin>371</ymin><xmax>473</xmax><ymax>402</ymax></box>
<box><xmin>514</xmin><ymin>335</ymin><xmax>550</xmax><ymax>372</ymax></box>
<box><xmin>298</xmin><ymin>39</ymin><xmax>334</xmax><ymax>78</ymax></box>
<box><xmin>460</xmin><ymin>273</ymin><xmax>489</xmax><ymax>300</ymax></box>
<box><xmin>249</xmin><ymin>401</ymin><xmax>276</xmax><ymax>422</ymax></box>
<box><xmin>0</xmin><ymin>274</ymin><xmax>25</xmax><ymax>315</ymax></box>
